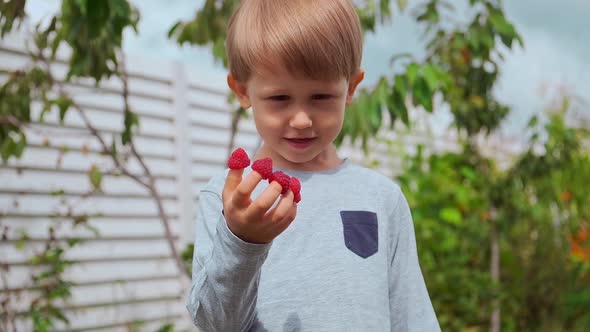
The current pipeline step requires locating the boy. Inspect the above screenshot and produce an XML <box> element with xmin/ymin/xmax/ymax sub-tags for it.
<box><xmin>186</xmin><ymin>0</ymin><xmax>440</xmax><ymax>330</ymax></box>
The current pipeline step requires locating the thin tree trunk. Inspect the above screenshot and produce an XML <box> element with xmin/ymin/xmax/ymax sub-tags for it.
<box><xmin>490</xmin><ymin>215</ymin><xmax>500</xmax><ymax>332</ymax></box>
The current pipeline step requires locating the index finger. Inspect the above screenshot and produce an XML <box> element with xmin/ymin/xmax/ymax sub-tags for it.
<box><xmin>222</xmin><ymin>168</ymin><xmax>244</xmax><ymax>202</ymax></box>
<box><xmin>230</xmin><ymin>171</ymin><xmax>264</xmax><ymax>208</ymax></box>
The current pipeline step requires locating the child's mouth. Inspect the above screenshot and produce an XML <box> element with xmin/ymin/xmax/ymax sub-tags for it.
<box><xmin>285</xmin><ymin>137</ymin><xmax>317</xmax><ymax>149</ymax></box>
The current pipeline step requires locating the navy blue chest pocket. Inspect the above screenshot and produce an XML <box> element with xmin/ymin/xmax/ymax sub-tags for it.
<box><xmin>340</xmin><ymin>211</ymin><xmax>378</xmax><ymax>258</ymax></box>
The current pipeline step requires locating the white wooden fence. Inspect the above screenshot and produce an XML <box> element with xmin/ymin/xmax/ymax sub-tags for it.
<box><xmin>0</xmin><ymin>32</ymin><xmax>524</xmax><ymax>332</ymax></box>
<box><xmin>0</xmin><ymin>31</ymin><xmax>263</xmax><ymax>331</ymax></box>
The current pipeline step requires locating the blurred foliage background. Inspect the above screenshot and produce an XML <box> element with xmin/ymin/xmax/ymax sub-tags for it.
<box><xmin>2</xmin><ymin>0</ymin><xmax>589</xmax><ymax>331</ymax></box>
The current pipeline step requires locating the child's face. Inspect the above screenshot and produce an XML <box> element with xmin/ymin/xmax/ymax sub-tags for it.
<box><xmin>229</xmin><ymin>65</ymin><xmax>364</xmax><ymax>171</ymax></box>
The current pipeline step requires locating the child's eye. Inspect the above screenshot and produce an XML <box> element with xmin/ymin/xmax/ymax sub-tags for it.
<box><xmin>312</xmin><ymin>94</ymin><xmax>332</xmax><ymax>100</ymax></box>
<box><xmin>269</xmin><ymin>95</ymin><xmax>290</xmax><ymax>101</ymax></box>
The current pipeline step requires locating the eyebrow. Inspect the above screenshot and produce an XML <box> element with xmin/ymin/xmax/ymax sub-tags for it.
<box><xmin>259</xmin><ymin>88</ymin><xmax>288</xmax><ymax>96</ymax></box>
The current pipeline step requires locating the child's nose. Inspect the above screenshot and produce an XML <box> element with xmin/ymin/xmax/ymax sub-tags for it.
<box><xmin>289</xmin><ymin>111</ymin><xmax>312</xmax><ymax>129</ymax></box>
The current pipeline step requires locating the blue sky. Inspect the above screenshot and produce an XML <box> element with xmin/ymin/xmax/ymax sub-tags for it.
<box><xmin>25</xmin><ymin>0</ymin><xmax>589</xmax><ymax>136</ymax></box>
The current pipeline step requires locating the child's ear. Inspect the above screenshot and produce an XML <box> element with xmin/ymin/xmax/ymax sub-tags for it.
<box><xmin>345</xmin><ymin>69</ymin><xmax>365</xmax><ymax>105</ymax></box>
<box><xmin>227</xmin><ymin>74</ymin><xmax>251</xmax><ymax>109</ymax></box>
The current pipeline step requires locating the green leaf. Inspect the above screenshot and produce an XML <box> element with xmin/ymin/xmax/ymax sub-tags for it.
<box><xmin>468</xmin><ymin>31</ymin><xmax>480</xmax><ymax>52</ymax></box>
<box><xmin>388</xmin><ymin>88</ymin><xmax>405</xmax><ymax>127</ymax></box>
<box><xmin>440</xmin><ymin>207</ymin><xmax>462</xmax><ymax>225</ymax></box>
<box><xmin>527</xmin><ymin>115</ymin><xmax>538</xmax><ymax>128</ymax></box>
<box><xmin>480</xmin><ymin>29</ymin><xmax>495</xmax><ymax>49</ymax></box>
<box><xmin>422</xmin><ymin>64</ymin><xmax>439</xmax><ymax>91</ymax></box>
<box><xmin>0</xmin><ymin>0</ymin><xmax>27</xmax><ymax>37</ymax></box>
<box><xmin>85</xmin><ymin>224</ymin><xmax>100</xmax><ymax>237</ymax></box>
<box><xmin>67</xmin><ymin>238</ymin><xmax>82</xmax><ymax>247</ymax></box>
<box><xmin>73</xmin><ymin>214</ymin><xmax>89</xmax><ymax>225</ymax></box>
<box><xmin>32</xmin><ymin>310</ymin><xmax>52</xmax><ymax>332</ymax></box>
<box><xmin>460</xmin><ymin>167</ymin><xmax>477</xmax><ymax>182</ymax></box>
<box><xmin>168</xmin><ymin>21</ymin><xmax>182</xmax><ymax>38</ymax></box>
<box><xmin>111</xmin><ymin>136</ymin><xmax>118</xmax><ymax>159</ymax></box>
<box><xmin>412</xmin><ymin>77</ymin><xmax>433</xmax><ymax>112</ymax></box>
<box><xmin>39</xmin><ymin>100</ymin><xmax>53</xmax><ymax>122</ymax></box>
<box><xmin>88</xmin><ymin>165</ymin><xmax>102</xmax><ymax>191</ymax></box>
<box><xmin>1</xmin><ymin>135</ymin><xmax>16</xmax><ymax>162</ymax></box>
<box><xmin>14</xmin><ymin>132</ymin><xmax>27</xmax><ymax>158</ymax></box>
<box><xmin>74</xmin><ymin>0</ymin><xmax>88</xmax><ymax>15</ymax></box>
<box><xmin>394</xmin><ymin>75</ymin><xmax>407</xmax><ymax>96</ymax></box>
<box><xmin>51</xmin><ymin>307</ymin><xmax>69</xmax><ymax>323</ymax></box>
<box><xmin>50</xmin><ymin>189</ymin><xmax>66</xmax><ymax>196</ymax></box>
<box><xmin>406</xmin><ymin>63</ymin><xmax>420</xmax><ymax>86</ymax></box>
<box><xmin>441</xmin><ymin>235</ymin><xmax>458</xmax><ymax>251</ymax></box>
<box><xmin>122</xmin><ymin>110</ymin><xmax>140</xmax><ymax>145</ymax></box>
<box><xmin>489</xmin><ymin>13</ymin><xmax>512</xmax><ymax>35</ymax></box>
<box><xmin>455</xmin><ymin>187</ymin><xmax>471</xmax><ymax>206</ymax></box>
<box><xmin>110</xmin><ymin>0</ymin><xmax>131</xmax><ymax>17</ymax></box>
<box><xmin>29</xmin><ymin>255</ymin><xmax>41</xmax><ymax>265</ymax></box>
<box><xmin>212</xmin><ymin>39</ymin><xmax>226</xmax><ymax>64</ymax></box>
<box><xmin>121</xmin><ymin>130</ymin><xmax>131</xmax><ymax>146</ymax></box>
<box><xmin>489</xmin><ymin>12</ymin><xmax>518</xmax><ymax>48</ymax></box>
<box><xmin>156</xmin><ymin>323</ymin><xmax>175</xmax><ymax>332</ymax></box>
<box><xmin>55</xmin><ymin>96</ymin><xmax>73</xmax><ymax>124</ymax></box>
<box><xmin>15</xmin><ymin>238</ymin><xmax>26</xmax><ymax>250</ymax></box>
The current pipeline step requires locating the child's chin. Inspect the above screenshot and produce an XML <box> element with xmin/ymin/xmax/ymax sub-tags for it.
<box><xmin>282</xmin><ymin>153</ymin><xmax>318</xmax><ymax>166</ymax></box>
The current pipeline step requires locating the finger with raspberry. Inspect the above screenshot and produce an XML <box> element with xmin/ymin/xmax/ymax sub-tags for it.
<box><xmin>289</xmin><ymin>176</ymin><xmax>301</xmax><ymax>203</ymax></box>
<box><xmin>222</xmin><ymin>162</ymin><xmax>298</xmax><ymax>244</ymax></box>
<box><xmin>252</xmin><ymin>157</ymin><xmax>273</xmax><ymax>179</ymax></box>
<box><xmin>227</xmin><ymin>148</ymin><xmax>251</xmax><ymax>169</ymax></box>
<box><xmin>269</xmin><ymin>171</ymin><xmax>291</xmax><ymax>194</ymax></box>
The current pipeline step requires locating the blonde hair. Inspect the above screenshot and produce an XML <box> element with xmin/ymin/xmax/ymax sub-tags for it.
<box><xmin>226</xmin><ymin>0</ymin><xmax>363</xmax><ymax>82</ymax></box>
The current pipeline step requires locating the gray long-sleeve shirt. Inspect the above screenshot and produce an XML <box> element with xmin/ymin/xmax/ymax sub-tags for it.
<box><xmin>186</xmin><ymin>159</ymin><xmax>440</xmax><ymax>331</ymax></box>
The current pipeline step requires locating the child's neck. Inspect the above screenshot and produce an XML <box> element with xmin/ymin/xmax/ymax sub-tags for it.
<box><xmin>254</xmin><ymin>144</ymin><xmax>343</xmax><ymax>172</ymax></box>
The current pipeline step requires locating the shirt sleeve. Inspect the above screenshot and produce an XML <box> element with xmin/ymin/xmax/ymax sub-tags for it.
<box><xmin>388</xmin><ymin>188</ymin><xmax>441</xmax><ymax>332</ymax></box>
<box><xmin>186</xmin><ymin>189</ymin><xmax>271</xmax><ymax>332</ymax></box>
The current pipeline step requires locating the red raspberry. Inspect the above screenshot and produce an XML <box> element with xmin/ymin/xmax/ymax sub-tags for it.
<box><xmin>269</xmin><ymin>171</ymin><xmax>290</xmax><ymax>194</ymax></box>
<box><xmin>294</xmin><ymin>192</ymin><xmax>301</xmax><ymax>203</ymax></box>
<box><xmin>252</xmin><ymin>157</ymin><xmax>273</xmax><ymax>179</ymax></box>
<box><xmin>289</xmin><ymin>176</ymin><xmax>301</xmax><ymax>195</ymax></box>
<box><xmin>227</xmin><ymin>148</ymin><xmax>251</xmax><ymax>169</ymax></box>
<box><xmin>290</xmin><ymin>177</ymin><xmax>301</xmax><ymax>203</ymax></box>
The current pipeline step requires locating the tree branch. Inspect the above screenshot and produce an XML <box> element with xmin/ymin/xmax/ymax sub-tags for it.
<box><xmin>37</xmin><ymin>26</ymin><xmax>190</xmax><ymax>286</ymax></box>
<box><xmin>0</xmin><ymin>115</ymin><xmax>25</xmax><ymax>128</ymax></box>
<box><xmin>119</xmin><ymin>52</ymin><xmax>190</xmax><ymax>282</ymax></box>
<box><xmin>38</xmin><ymin>66</ymin><xmax>148</xmax><ymax>187</ymax></box>
<box><xmin>37</xmin><ymin>48</ymin><xmax>190</xmax><ymax>282</ymax></box>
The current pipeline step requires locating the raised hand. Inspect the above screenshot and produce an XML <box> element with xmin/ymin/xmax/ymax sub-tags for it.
<box><xmin>221</xmin><ymin>168</ymin><xmax>298</xmax><ymax>244</ymax></box>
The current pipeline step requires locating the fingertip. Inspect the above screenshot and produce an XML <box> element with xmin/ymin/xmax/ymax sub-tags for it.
<box><xmin>268</xmin><ymin>181</ymin><xmax>283</xmax><ymax>195</ymax></box>
<box><xmin>223</xmin><ymin>168</ymin><xmax>244</xmax><ymax>198</ymax></box>
<box><xmin>248</xmin><ymin>170</ymin><xmax>263</xmax><ymax>182</ymax></box>
<box><xmin>241</xmin><ymin>170</ymin><xmax>264</xmax><ymax>190</ymax></box>
<box><xmin>225</xmin><ymin>168</ymin><xmax>244</xmax><ymax>187</ymax></box>
<box><xmin>285</xmin><ymin>189</ymin><xmax>294</xmax><ymax>199</ymax></box>
<box><xmin>228</xmin><ymin>168</ymin><xmax>244</xmax><ymax>178</ymax></box>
